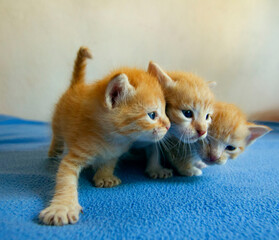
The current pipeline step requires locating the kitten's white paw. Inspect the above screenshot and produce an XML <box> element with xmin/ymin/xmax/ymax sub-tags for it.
<box><xmin>94</xmin><ymin>175</ymin><xmax>121</xmax><ymax>188</ymax></box>
<box><xmin>39</xmin><ymin>204</ymin><xmax>82</xmax><ymax>226</ymax></box>
<box><xmin>146</xmin><ymin>168</ymin><xmax>173</xmax><ymax>179</ymax></box>
<box><xmin>179</xmin><ymin>166</ymin><xmax>202</xmax><ymax>177</ymax></box>
<box><xmin>194</xmin><ymin>161</ymin><xmax>207</xmax><ymax>169</ymax></box>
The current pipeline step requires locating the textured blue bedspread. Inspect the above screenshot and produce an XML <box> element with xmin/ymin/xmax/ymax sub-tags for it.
<box><xmin>0</xmin><ymin>114</ymin><xmax>278</xmax><ymax>240</ymax></box>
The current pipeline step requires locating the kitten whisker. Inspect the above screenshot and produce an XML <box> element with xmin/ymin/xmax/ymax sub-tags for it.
<box><xmin>160</xmin><ymin>136</ymin><xmax>174</xmax><ymax>151</ymax></box>
<box><xmin>156</xmin><ymin>141</ymin><xmax>167</xmax><ymax>167</ymax></box>
<box><xmin>166</xmin><ymin>136</ymin><xmax>181</xmax><ymax>150</ymax></box>
<box><xmin>176</xmin><ymin>130</ymin><xmax>186</xmax><ymax>160</ymax></box>
<box><xmin>188</xmin><ymin>141</ymin><xmax>192</xmax><ymax>156</ymax></box>
<box><xmin>207</xmin><ymin>134</ymin><xmax>218</xmax><ymax>142</ymax></box>
<box><xmin>159</xmin><ymin>139</ymin><xmax>168</xmax><ymax>152</ymax></box>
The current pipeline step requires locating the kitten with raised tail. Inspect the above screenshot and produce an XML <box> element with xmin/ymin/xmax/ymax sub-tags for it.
<box><xmin>39</xmin><ymin>47</ymin><xmax>170</xmax><ymax>226</ymax></box>
<box><xmin>146</xmin><ymin>62</ymin><xmax>216</xmax><ymax>178</ymax></box>
<box><xmin>170</xmin><ymin>102</ymin><xmax>271</xmax><ymax>176</ymax></box>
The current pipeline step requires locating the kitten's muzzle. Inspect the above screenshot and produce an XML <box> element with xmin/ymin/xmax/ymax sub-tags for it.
<box><xmin>161</xmin><ymin>119</ymin><xmax>170</xmax><ymax>131</ymax></box>
<box><xmin>207</xmin><ymin>154</ymin><xmax>228</xmax><ymax>165</ymax></box>
<box><xmin>209</xmin><ymin>155</ymin><xmax>219</xmax><ymax>162</ymax></box>
<box><xmin>152</xmin><ymin>127</ymin><xmax>168</xmax><ymax>141</ymax></box>
<box><xmin>202</xmin><ymin>156</ymin><xmax>219</xmax><ymax>165</ymax></box>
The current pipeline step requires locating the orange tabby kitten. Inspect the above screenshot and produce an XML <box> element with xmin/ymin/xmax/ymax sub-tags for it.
<box><xmin>146</xmin><ymin>62</ymin><xmax>216</xmax><ymax>178</ymax></box>
<box><xmin>198</xmin><ymin>101</ymin><xmax>271</xmax><ymax>165</ymax></box>
<box><xmin>170</xmin><ymin>102</ymin><xmax>271</xmax><ymax>175</ymax></box>
<box><xmin>39</xmin><ymin>47</ymin><xmax>170</xmax><ymax>226</ymax></box>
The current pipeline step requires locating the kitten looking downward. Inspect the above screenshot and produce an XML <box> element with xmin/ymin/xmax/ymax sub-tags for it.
<box><xmin>39</xmin><ymin>47</ymin><xmax>170</xmax><ymax>226</ymax></box>
<box><xmin>146</xmin><ymin>62</ymin><xmax>215</xmax><ymax>178</ymax></box>
<box><xmin>170</xmin><ymin>102</ymin><xmax>271</xmax><ymax>176</ymax></box>
<box><xmin>198</xmin><ymin>101</ymin><xmax>271</xmax><ymax>165</ymax></box>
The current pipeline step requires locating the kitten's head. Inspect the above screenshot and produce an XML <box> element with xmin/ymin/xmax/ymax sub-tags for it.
<box><xmin>148</xmin><ymin>62</ymin><xmax>215</xmax><ymax>143</ymax></box>
<box><xmin>198</xmin><ymin>102</ymin><xmax>271</xmax><ymax>165</ymax></box>
<box><xmin>103</xmin><ymin>67</ymin><xmax>170</xmax><ymax>143</ymax></box>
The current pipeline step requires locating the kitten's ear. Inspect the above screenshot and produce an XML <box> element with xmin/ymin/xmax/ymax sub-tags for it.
<box><xmin>105</xmin><ymin>73</ymin><xmax>135</xmax><ymax>109</ymax></box>
<box><xmin>246</xmin><ymin>123</ymin><xmax>272</xmax><ymax>146</ymax></box>
<box><xmin>148</xmin><ymin>61</ymin><xmax>174</xmax><ymax>88</ymax></box>
<box><xmin>207</xmin><ymin>81</ymin><xmax>217</xmax><ymax>89</ymax></box>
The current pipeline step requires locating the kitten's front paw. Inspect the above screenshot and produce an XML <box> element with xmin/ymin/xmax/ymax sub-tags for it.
<box><xmin>146</xmin><ymin>168</ymin><xmax>173</xmax><ymax>179</ymax></box>
<box><xmin>179</xmin><ymin>166</ymin><xmax>202</xmax><ymax>177</ymax></box>
<box><xmin>94</xmin><ymin>175</ymin><xmax>121</xmax><ymax>188</ymax></box>
<box><xmin>194</xmin><ymin>161</ymin><xmax>207</xmax><ymax>169</ymax></box>
<box><xmin>39</xmin><ymin>204</ymin><xmax>82</xmax><ymax>226</ymax></box>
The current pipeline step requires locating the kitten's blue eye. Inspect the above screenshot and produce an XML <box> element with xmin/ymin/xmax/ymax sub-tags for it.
<box><xmin>206</xmin><ymin>114</ymin><xmax>210</xmax><ymax>120</ymax></box>
<box><xmin>225</xmin><ymin>145</ymin><xmax>236</xmax><ymax>151</ymax></box>
<box><xmin>148</xmin><ymin>112</ymin><xmax>156</xmax><ymax>120</ymax></box>
<box><xmin>182</xmin><ymin>110</ymin><xmax>193</xmax><ymax>118</ymax></box>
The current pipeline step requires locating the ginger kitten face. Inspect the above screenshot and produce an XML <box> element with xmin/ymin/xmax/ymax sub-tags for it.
<box><xmin>199</xmin><ymin>102</ymin><xmax>271</xmax><ymax>165</ymax></box>
<box><xmin>104</xmin><ymin>68</ymin><xmax>170</xmax><ymax>143</ymax></box>
<box><xmin>148</xmin><ymin>62</ymin><xmax>215</xmax><ymax>143</ymax></box>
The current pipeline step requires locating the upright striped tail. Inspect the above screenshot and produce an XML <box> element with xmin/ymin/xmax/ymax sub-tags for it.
<box><xmin>70</xmin><ymin>46</ymin><xmax>92</xmax><ymax>87</ymax></box>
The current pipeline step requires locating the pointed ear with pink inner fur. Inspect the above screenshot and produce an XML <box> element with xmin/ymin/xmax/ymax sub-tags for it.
<box><xmin>105</xmin><ymin>73</ymin><xmax>135</xmax><ymax>109</ymax></box>
<box><xmin>246</xmin><ymin>123</ymin><xmax>272</xmax><ymax>146</ymax></box>
<box><xmin>148</xmin><ymin>61</ymin><xmax>175</xmax><ymax>88</ymax></box>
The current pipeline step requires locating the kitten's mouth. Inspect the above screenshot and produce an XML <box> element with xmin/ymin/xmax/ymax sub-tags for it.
<box><xmin>188</xmin><ymin>138</ymin><xmax>199</xmax><ymax>143</ymax></box>
<box><xmin>171</xmin><ymin>129</ymin><xmax>201</xmax><ymax>143</ymax></box>
<box><xmin>202</xmin><ymin>157</ymin><xmax>227</xmax><ymax>165</ymax></box>
<box><xmin>184</xmin><ymin>132</ymin><xmax>207</xmax><ymax>143</ymax></box>
<box><xmin>198</xmin><ymin>134</ymin><xmax>207</xmax><ymax>140</ymax></box>
<box><xmin>184</xmin><ymin>136</ymin><xmax>199</xmax><ymax>143</ymax></box>
<box><xmin>202</xmin><ymin>159</ymin><xmax>216</xmax><ymax>165</ymax></box>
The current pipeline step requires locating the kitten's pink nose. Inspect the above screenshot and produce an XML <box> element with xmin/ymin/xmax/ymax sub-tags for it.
<box><xmin>210</xmin><ymin>155</ymin><xmax>218</xmax><ymax>162</ymax></box>
<box><xmin>197</xmin><ymin>130</ymin><xmax>206</xmax><ymax>137</ymax></box>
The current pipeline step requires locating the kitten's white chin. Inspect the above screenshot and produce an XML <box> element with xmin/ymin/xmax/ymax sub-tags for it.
<box><xmin>217</xmin><ymin>159</ymin><xmax>227</xmax><ymax>165</ymax></box>
<box><xmin>199</xmin><ymin>134</ymin><xmax>207</xmax><ymax>140</ymax></box>
<box><xmin>185</xmin><ymin>133</ymin><xmax>207</xmax><ymax>143</ymax></box>
<box><xmin>154</xmin><ymin>135</ymin><xmax>166</xmax><ymax>142</ymax></box>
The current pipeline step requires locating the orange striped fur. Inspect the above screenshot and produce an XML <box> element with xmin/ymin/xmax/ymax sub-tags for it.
<box><xmin>198</xmin><ymin>101</ymin><xmax>271</xmax><ymax>165</ymax></box>
<box><xmin>145</xmin><ymin>63</ymin><xmax>215</xmax><ymax>178</ymax></box>
<box><xmin>166</xmin><ymin>102</ymin><xmax>271</xmax><ymax>177</ymax></box>
<box><xmin>39</xmin><ymin>47</ymin><xmax>170</xmax><ymax>226</ymax></box>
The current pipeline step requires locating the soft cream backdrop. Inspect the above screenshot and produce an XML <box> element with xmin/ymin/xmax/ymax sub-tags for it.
<box><xmin>0</xmin><ymin>0</ymin><xmax>278</xmax><ymax>121</ymax></box>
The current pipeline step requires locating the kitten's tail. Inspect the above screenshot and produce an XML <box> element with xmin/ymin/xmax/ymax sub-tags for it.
<box><xmin>70</xmin><ymin>46</ymin><xmax>93</xmax><ymax>87</ymax></box>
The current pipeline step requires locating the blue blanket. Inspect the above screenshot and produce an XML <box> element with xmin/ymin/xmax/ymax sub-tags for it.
<box><xmin>0</xmin><ymin>114</ymin><xmax>278</xmax><ymax>240</ymax></box>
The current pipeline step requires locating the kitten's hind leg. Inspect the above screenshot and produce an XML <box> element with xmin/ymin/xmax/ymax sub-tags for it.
<box><xmin>145</xmin><ymin>144</ymin><xmax>173</xmax><ymax>179</ymax></box>
<box><xmin>93</xmin><ymin>159</ymin><xmax>121</xmax><ymax>188</ymax></box>
<box><xmin>48</xmin><ymin>135</ymin><xmax>64</xmax><ymax>158</ymax></box>
<box><xmin>48</xmin><ymin>116</ymin><xmax>64</xmax><ymax>158</ymax></box>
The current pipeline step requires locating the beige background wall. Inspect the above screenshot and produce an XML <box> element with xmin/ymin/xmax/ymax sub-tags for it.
<box><xmin>0</xmin><ymin>0</ymin><xmax>278</xmax><ymax>122</ymax></box>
